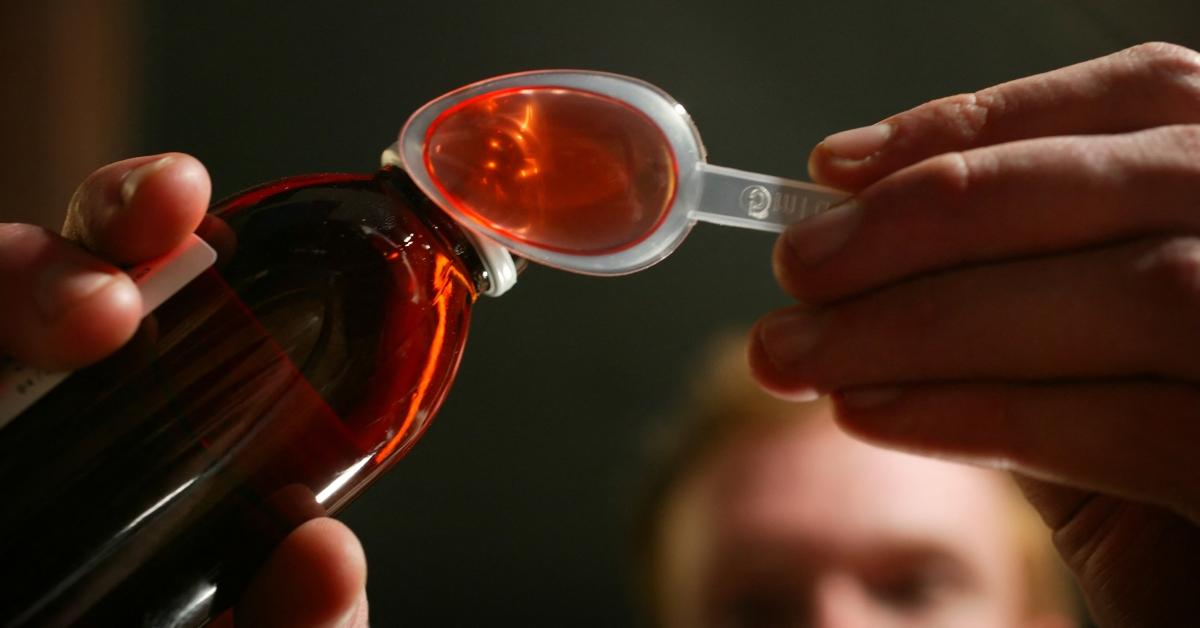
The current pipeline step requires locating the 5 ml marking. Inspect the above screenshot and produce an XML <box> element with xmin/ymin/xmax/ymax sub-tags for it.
<box><xmin>740</xmin><ymin>185</ymin><xmax>836</xmax><ymax>221</ymax></box>
<box><xmin>0</xmin><ymin>356</ymin><xmax>66</xmax><ymax>397</ymax></box>
<box><xmin>0</xmin><ymin>358</ymin><xmax>69</xmax><ymax>430</ymax></box>
<box><xmin>739</xmin><ymin>185</ymin><xmax>772</xmax><ymax>219</ymax></box>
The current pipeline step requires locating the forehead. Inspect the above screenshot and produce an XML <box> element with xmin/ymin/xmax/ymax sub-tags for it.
<box><xmin>654</xmin><ymin>415</ymin><xmax>1035</xmax><ymax>628</ymax></box>
<box><xmin>702</xmin><ymin>417</ymin><xmax>1013</xmax><ymax>552</ymax></box>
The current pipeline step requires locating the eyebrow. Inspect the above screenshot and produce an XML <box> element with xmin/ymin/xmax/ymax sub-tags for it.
<box><xmin>855</xmin><ymin>538</ymin><xmax>981</xmax><ymax>585</ymax></box>
<box><xmin>713</xmin><ymin>534</ymin><xmax>982</xmax><ymax>579</ymax></box>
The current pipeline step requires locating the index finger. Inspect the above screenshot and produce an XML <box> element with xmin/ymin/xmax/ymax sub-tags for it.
<box><xmin>809</xmin><ymin>42</ymin><xmax>1200</xmax><ymax>191</ymax></box>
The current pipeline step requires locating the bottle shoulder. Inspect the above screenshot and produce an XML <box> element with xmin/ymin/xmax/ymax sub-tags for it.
<box><xmin>208</xmin><ymin>168</ymin><xmax>493</xmax><ymax>297</ymax></box>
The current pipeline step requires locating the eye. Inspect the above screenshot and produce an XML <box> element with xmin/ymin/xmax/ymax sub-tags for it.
<box><xmin>866</xmin><ymin>566</ymin><xmax>959</xmax><ymax>612</ymax></box>
<box><xmin>871</xmin><ymin>575</ymin><xmax>936</xmax><ymax>609</ymax></box>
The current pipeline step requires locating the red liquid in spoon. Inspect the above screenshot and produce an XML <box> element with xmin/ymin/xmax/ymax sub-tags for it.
<box><xmin>423</xmin><ymin>86</ymin><xmax>678</xmax><ymax>255</ymax></box>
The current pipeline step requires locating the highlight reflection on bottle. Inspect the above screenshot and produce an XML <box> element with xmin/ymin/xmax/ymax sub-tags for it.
<box><xmin>0</xmin><ymin>167</ymin><xmax>490</xmax><ymax>626</ymax></box>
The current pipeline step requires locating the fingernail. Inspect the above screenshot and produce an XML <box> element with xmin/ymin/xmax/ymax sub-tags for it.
<box><xmin>759</xmin><ymin>307</ymin><xmax>825</xmax><ymax>369</ymax></box>
<box><xmin>839</xmin><ymin>386</ymin><xmax>903</xmax><ymax>409</ymax></box>
<box><xmin>34</xmin><ymin>259</ymin><xmax>122</xmax><ymax>322</ymax></box>
<box><xmin>821</xmin><ymin>123</ymin><xmax>892</xmax><ymax>161</ymax></box>
<box><xmin>120</xmin><ymin>155</ymin><xmax>175</xmax><ymax>206</ymax></box>
<box><xmin>771</xmin><ymin>388</ymin><xmax>822</xmax><ymax>403</ymax></box>
<box><xmin>782</xmin><ymin>200</ymin><xmax>861</xmax><ymax>266</ymax></box>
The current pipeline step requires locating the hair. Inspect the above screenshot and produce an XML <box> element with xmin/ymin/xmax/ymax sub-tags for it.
<box><xmin>631</xmin><ymin>332</ymin><xmax>1079</xmax><ymax>626</ymax></box>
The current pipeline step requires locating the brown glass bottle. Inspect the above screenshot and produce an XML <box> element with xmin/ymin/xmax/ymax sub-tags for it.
<box><xmin>0</xmin><ymin>167</ymin><xmax>488</xmax><ymax>627</ymax></box>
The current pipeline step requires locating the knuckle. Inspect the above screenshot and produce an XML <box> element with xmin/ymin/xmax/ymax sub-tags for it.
<box><xmin>1119</xmin><ymin>125</ymin><xmax>1200</xmax><ymax>196</ymax></box>
<box><xmin>1136</xmin><ymin>236</ymin><xmax>1200</xmax><ymax>313</ymax></box>
<box><xmin>913</xmin><ymin>92</ymin><xmax>999</xmax><ymax>144</ymax></box>
<box><xmin>1152</xmin><ymin>124</ymin><xmax>1200</xmax><ymax>185</ymax></box>
<box><xmin>1164</xmin><ymin>124</ymin><xmax>1200</xmax><ymax>163</ymax></box>
<box><xmin>1049</xmin><ymin>496</ymin><xmax>1125</xmax><ymax>589</ymax></box>
<box><xmin>1124</xmin><ymin>41</ymin><xmax>1200</xmax><ymax>103</ymax></box>
<box><xmin>1131</xmin><ymin>237</ymin><xmax>1200</xmax><ymax>378</ymax></box>
<box><xmin>1126</xmin><ymin>41</ymin><xmax>1200</xmax><ymax>74</ymax></box>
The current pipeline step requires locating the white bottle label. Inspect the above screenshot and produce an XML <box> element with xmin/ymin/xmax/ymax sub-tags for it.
<box><xmin>0</xmin><ymin>234</ymin><xmax>218</xmax><ymax>429</ymax></box>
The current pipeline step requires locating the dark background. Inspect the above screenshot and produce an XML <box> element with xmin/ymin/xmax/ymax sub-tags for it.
<box><xmin>8</xmin><ymin>1</ymin><xmax>1200</xmax><ymax>625</ymax></box>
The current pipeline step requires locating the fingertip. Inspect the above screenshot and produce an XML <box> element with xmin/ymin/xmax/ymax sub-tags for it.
<box><xmin>771</xmin><ymin>231</ymin><xmax>800</xmax><ymax>297</ymax></box>
<box><xmin>65</xmin><ymin>153</ymin><xmax>211</xmax><ymax>265</ymax></box>
<box><xmin>746</xmin><ymin>316</ymin><xmax>821</xmax><ymax>402</ymax></box>
<box><xmin>770</xmin><ymin>228</ymin><xmax>819</xmax><ymax>303</ymax></box>
<box><xmin>771</xmin><ymin>198</ymin><xmax>863</xmax><ymax>304</ymax></box>
<box><xmin>807</xmin><ymin>123</ymin><xmax>894</xmax><ymax>191</ymax></box>
<box><xmin>41</xmin><ymin>272</ymin><xmax>142</xmax><ymax>370</ymax></box>
<box><xmin>828</xmin><ymin>387</ymin><xmax>905</xmax><ymax>444</ymax></box>
<box><xmin>0</xmin><ymin>225</ymin><xmax>143</xmax><ymax>370</ymax></box>
<box><xmin>236</xmin><ymin>517</ymin><xmax>367</xmax><ymax>628</ymax></box>
<box><xmin>745</xmin><ymin>318</ymin><xmax>777</xmax><ymax>386</ymax></box>
<box><xmin>806</xmin><ymin>141</ymin><xmax>840</xmax><ymax>186</ymax></box>
<box><xmin>109</xmin><ymin>153</ymin><xmax>211</xmax><ymax>264</ymax></box>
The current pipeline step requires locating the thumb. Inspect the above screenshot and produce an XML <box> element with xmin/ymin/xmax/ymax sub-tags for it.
<box><xmin>0</xmin><ymin>224</ymin><xmax>141</xmax><ymax>370</ymax></box>
<box><xmin>62</xmin><ymin>153</ymin><xmax>210</xmax><ymax>265</ymax></box>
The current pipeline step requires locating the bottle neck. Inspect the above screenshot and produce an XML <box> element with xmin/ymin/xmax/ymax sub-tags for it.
<box><xmin>458</xmin><ymin>227</ymin><xmax>520</xmax><ymax>297</ymax></box>
<box><xmin>377</xmin><ymin>166</ymin><xmax>518</xmax><ymax>297</ymax></box>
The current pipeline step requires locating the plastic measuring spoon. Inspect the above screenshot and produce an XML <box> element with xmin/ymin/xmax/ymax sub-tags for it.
<box><xmin>398</xmin><ymin>70</ymin><xmax>849</xmax><ymax>276</ymax></box>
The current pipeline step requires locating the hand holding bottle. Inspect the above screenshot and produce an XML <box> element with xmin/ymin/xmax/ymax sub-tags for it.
<box><xmin>1</xmin><ymin>154</ymin><xmax>208</xmax><ymax>370</ymax></box>
<box><xmin>0</xmin><ymin>154</ymin><xmax>369</xmax><ymax>627</ymax></box>
<box><xmin>750</xmin><ymin>42</ymin><xmax>1200</xmax><ymax>626</ymax></box>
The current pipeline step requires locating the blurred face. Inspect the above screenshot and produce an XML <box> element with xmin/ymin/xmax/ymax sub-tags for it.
<box><xmin>657</xmin><ymin>413</ymin><xmax>1035</xmax><ymax>628</ymax></box>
